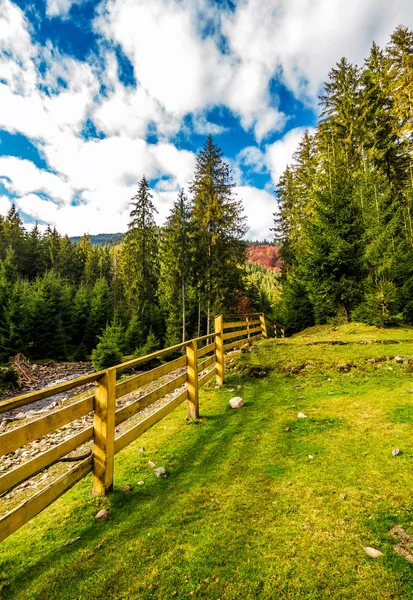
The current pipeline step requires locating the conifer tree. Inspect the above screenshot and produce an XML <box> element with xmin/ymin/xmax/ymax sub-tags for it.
<box><xmin>189</xmin><ymin>135</ymin><xmax>248</xmax><ymax>334</ymax></box>
<box><xmin>159</xmin><ymin>189</ymin><xmax>192</xmax><ymax>344</ymax></box>
<box><xmin>119</xmin><ymin>176</ymin><xmax>159</xmax><ymax>335</ymax></box>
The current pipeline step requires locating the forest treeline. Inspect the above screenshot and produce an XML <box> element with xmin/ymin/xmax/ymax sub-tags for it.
<box><xmin>0</xmin><ymin>136</ymin><xmax>280</xmax><ymax>368</ymax></box>
<box><xmin>275</xmin><ymin>26</ymin><xmax>413</xmax><ymax>332</ymax></box>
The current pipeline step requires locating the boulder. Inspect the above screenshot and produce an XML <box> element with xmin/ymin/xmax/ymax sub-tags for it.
<box><xmin>95</xmin><ymin>509</ymin><xmax>110</xmax><ymax>520</ymax></box>
<box><xmin>229</xmin><ymin>397</ymin><xmax>244</xmax><ymax>409</ymax></box>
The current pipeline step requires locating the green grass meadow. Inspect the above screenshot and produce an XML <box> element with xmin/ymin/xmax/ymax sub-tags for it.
<box><xmin>2</xmin><ymin>324</ymin><xmax>413</xmax><ymax>599</ymax></box>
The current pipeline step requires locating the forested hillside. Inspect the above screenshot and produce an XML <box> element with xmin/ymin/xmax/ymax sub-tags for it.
<box><xmin>0</xmin><ymin>137</ymin><xmax>278</xmax><ymax>368</ymax></box>
<box><xmin>275</xmin><ymin>26</ymin><xmax>413</xmax><ymax>333</ymax></box>
<box><xmin>248</xmin><ymin>244</ymin><xmax>281</xmax><ymax>270</ymax></box>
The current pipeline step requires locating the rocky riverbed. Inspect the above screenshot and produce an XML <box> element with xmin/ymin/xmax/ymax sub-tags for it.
<box><xmin>0</xmin><ymin>357</ymin><xmax>219</xmax><ymax>516</ymax></box>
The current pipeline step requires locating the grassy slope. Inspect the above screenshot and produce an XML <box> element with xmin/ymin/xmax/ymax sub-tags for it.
<box><xmin>2</xmin><ymin>324</ymin><xmax>413</xmax><ymax>599</ymax></box>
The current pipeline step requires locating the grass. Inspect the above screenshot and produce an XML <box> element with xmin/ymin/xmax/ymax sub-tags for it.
<box><xmin>2</xmin><ymin>323</ymin><xmax>413</xmax><ymax>598</ymax></box>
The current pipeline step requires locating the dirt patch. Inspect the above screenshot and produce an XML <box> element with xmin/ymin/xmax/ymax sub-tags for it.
<box><xmin>390</xmin><ymin>526</ymin><xmax>413</xmax><ymax>563</ymax></box>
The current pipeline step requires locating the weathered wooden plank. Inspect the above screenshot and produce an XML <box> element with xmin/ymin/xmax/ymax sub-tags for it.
<box><xmin>223</xmin><ymin>320</ymin><xmax>247</xmax><ymax>329</ymax></box>
<box><xmin>0</xmin><ymin>372</ymin><xmax>99</xmax><ymax>415</ymax></box>
<box><xmin>116</xmin><ymin>334</ymin><xmax>217</xmax><ymax>373</ymax></box>
<box><xmin>186</xmin><ymin>340</ymin><xmax>199</xmax><ymax>419</ymax></box>
<box><xmin>116</xmin><ymin>356</ymin><xmax>186</xmax><ymax>399</ymax></box>
<box><xmin>115</xmin><ymin>373</ymin><xmax>187</xmax><ymax>426</ymax></box>
<box><xmin>222</xmin><ymin>312</ymin><xmax>262</xmax><ymax>318</ymax></box>
<box><xmin>198</xmin><ymin>366</ymin><xmax>217</xmax><ymax>388</ymax></box>
<box><xmin>223</xmin><ymin>328</ymin><xmax>248</xmax><ymax>341</ymax></box>
<box><xmin>249</xmin><ymin>326</ymin><xmax>262</xmax><ymax>335</ymax></box>
<box><xmin>0</xmin><ymin>456</ymin><xmax>92</xmax><ymax>543</ymax></box>
<box><xmin>223</xmin><ymin>338</ymin><xmax>249</xmax><ymax>351</ymax></box>
<box><xmin>215</xmin><ymin>314</ymin><xmax>224</xmax><ymax>386</ymax></box>
<box><xmin>198</xmin><ymin>342</ymin><xmax>215</xmax><ymax>358</ymax></box>
<box><xmin>197</xmin><ymin>355</ymin><xmax>215</xmax><ymax>373</ymax></box>
<box><xmin>0</xmin><ymin>395</ymin><xmax>94</xmax><ymax>457</ymax></box>
<box><xmin>0</xmin><ymin>427</ymin><xmax>93</xmax><ymax>495</ymax></box>
<box><xmin>260</xmin><ymin>313</ymin><xmax>267</xmax><ymax>339</ymax></box>
<box><xmin>114</xmin><ymin>390</ymin><xmax>188</xmax><ymax>455</ymax></box>
<box><xmin>92</xmin><ymin>369</ymin><xmax>116</xmax><ymax>496</ymax></box>
<box><xmin>250</xmin><ymin>333</ymin><xmax>262</xmax><ymax>341</ymax></box>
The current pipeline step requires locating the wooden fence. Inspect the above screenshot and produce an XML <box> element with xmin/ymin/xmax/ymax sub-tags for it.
<box><xmin>0</xmin><ymin>312</ymin><xmax>282</xmax><ymax>543</ymax></box>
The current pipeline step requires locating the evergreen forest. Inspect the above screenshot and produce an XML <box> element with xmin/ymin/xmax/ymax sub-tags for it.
<box><xmin>0</xmin><ymin>136</ymin><xmax>278</xmax><ymax>369</ymax></box>
<box><xmin>1</xmin><ymin>26</ymin><xmax>413</xmax><ymax>369</ymax></box>
<box><xmin>275</xmin><ymin>26</ymin><xmax>413</xmax><ymax>332</ymax></box>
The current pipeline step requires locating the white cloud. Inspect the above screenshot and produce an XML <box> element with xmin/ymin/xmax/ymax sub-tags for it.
<box><xmin>0</xmin><ymin>195</ymin><xmax>11</xmax><ymax>216</ymax></box>
<box><xmin>235</xmin><ymin>186</ymin><xmax>276</xmax><ymax>240</ymax></box>
<box><xmin>0</xmin><ymin>134</ymin><xmax>197</xmax><ymax>236</ymax></box>
<box><xmin>1</xmin><ymin>0</ymin><xmax>413</xmax><ymax>240</ymax></box>
<box><xmin>94</xmin><ymin>0</ymin><xmax>232</xmax><ymax>116</ymax></box>
<box><xmin>0</xmin><ymin>156</ymin><xmax>73</xmax><ymax>202</ymax></box>
<box><xmin>46</xmin><ymin>0</ymin><xmax>86</xmax><ymax>18</ymax></box>
<box><xmin>236</xmin><ymin>127</ymin><xmax>314</xmax><ymax>186</ymax></box>
<box><xmin>266</xmin><ymin>127</ymin><xmax>313</xmax><ymax>183</ymax></box>
<box><xmin>223</xmin><ymin>0</ymin><xmax>413</xmax><ymax>103</ymax></box>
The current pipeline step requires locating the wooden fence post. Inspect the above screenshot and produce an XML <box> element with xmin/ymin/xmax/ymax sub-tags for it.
<box><xmin>186</xmin><ymin>340</ymin><xmax>199</xmax><ymax>419</ymax></box>
<box><xmin>260</xmin><ymin>313</ymin><xmax>267</xmax><ymax>339</ymax></box>
<box><xmin>246</xmin><ymin>316</ymin><xmax>251</xmax><ymax>345</ymax></box>
<box><xmin>92</xmin><ymin>367</ymin><xmax>116</xmax><ymax>496</ymax></box>
<box><xmin>215</xmin><ymin>314</ymin><xmax>224</xmax><ymax>386</ymax></box>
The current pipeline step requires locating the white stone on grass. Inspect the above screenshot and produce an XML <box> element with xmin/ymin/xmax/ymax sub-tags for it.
<box><xmin>364</xmin><ymin>546</ymin><xmax>383</xmax><ymax>558</ymax></box>
<box><xmin>297</xmin><ymin>412</ymin><xmax>307</xmax><ymax>419</ymax></box>
<box><xmin>95</xmin><ymin>509</ymin><xmax>110</xmax><ymax>520</ymax></box>
<box><xmin>154</xmin><ymin>467</ymin><xmax>167</xmax><ymax>478</ymax></box>
<box><xmin>229</xmin><ymin>397</ymin><xmax>244</xmax><ymax>409</ymax></box>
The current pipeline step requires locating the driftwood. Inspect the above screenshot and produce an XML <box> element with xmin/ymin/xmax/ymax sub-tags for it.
<box><xmin>12</xmin><ymin>354</ymin><xmax>35</xmax><ymax>384</ymax></box>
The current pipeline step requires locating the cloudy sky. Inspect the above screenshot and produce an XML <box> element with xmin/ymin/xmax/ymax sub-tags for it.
<box><xmin>1</xmin><ymin>0</ymin><xmax>412</xmax><ymax>240</ymax></box>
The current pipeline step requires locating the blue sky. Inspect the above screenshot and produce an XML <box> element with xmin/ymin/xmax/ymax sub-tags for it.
<box><xmin>0</xmin><ymin>0</ymin><xmax>412</xmax><ymax>239</ymax></box>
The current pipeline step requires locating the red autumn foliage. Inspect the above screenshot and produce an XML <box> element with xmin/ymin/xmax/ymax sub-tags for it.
<box><xmin>247</xmin><ymin>245</ymin><xmax>281</xmax><ymax>270</ymax></box>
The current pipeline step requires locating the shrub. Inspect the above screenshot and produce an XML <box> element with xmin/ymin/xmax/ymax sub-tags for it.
<box><xmin>351</xmin><ymin>281</ymin><xmax>402</xmax><ymax>327</ymax></box>
<box><xmin>91</xmin><ymin>323</ymin><xmax>123</xmax><ymax>371</ymax></box>
<box><xmin>134</xmin><ymin>329</ymin><xmax>160</xmax><ymax>358</ymax></box>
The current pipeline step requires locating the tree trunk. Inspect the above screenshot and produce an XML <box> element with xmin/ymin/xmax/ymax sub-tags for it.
<box><xmin>182</xmin><ymin>277</ymin><xmax>186</xmax><ymax>343</ymax></box>
<box><xmin>197</xmin><ymin>294</ymin><xmax>201</xmax><ymax>337</ymax></box>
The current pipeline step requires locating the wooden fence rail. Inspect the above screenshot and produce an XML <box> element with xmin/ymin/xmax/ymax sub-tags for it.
<box><xmin>0</xmin><ymin>312</ymin><xmax>282</xmax><ymax>543</ymax></box>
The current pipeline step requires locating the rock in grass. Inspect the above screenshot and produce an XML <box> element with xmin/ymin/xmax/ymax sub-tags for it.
<box><xmin>392</xmin><ymin>448</ymin><xmax>401</xmax><ymax>456</ymax></box>
<box><xmin>364</xmin><ymin>546</ymin><xmax>383</xmax><ymax>558</ymax></box>
<box><xmin>139</xmin><ymin>447</ymin><xmax>145</xmax><ymax>453</ymax></box>
<box><xmin>95</xmin><ymin>509</ymin><xmax>110</xmax><ymax>520</ymax></box>
<box><xmin>137</xmin><ymin>480</ymin><xmax>145</xmax><ymax>485</ymax></box>
<box><xmin>229</xmin><ymin>397</ymin><xmax>244</xmax><ymax>409</ymax></box>
<box><xmin>395</xmin><ymin>356</ymin><xmax>403</xmax><ymax>363</ymax></box>
<box><xmin>154</xmin><ymin>467</ymin><xmax>167</xmax><ymax>478</ymax></box>
<box><xmin>148</xmin><ymin>460</ymin><xmax>156</xmax><ymax>468</ymax></box>
<box><xmin>297</xmin><ymin>412</ymin><xmax>307</xmax><ymax>419</ymax></box>
<box><xmin>308</xmin><ymin>455</ymin><xmax>313</xmax><ymax>460</ymax></box>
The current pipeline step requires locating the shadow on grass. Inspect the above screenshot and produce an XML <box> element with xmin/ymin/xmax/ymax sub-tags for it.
<box><xmin>389</xmin><ymin>405</ymin><xmax>413</xmax><ymax>424</ymax></box>
<box><xmin>0</xmin><ymin>379</ymin><xmax>293</xmax><ymax>599</ymax></box>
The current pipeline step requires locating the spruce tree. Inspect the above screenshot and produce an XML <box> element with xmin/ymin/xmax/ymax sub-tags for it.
<box><xmin>189</xmin><ymin>135</ymin><xmax>248</xmax><ymax>334</ymax></box>
<box><xmin>159</xmin><ymin>189</ymin><xmax>192</xmax><ymax>345</ymax></box>
<box><xmin>119</xmin><ymin>176</ymin><xmax>159</xmax><ymax>336</ymax></box>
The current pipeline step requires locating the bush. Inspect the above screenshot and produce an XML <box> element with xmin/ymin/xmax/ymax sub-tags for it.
<box><xmin>351</xmin><ymin>281</ymin><xmax>402</xmax><ymax>327</ymax></box>
<box><xmin>280</xmin><ymin>278</ymin><xmax>314</xmax><ymax>334</ymax></box>
<box><xmin>91</xmin><ymin>323</ymin><xmax>123</xmax><ymax>371</ymax></box>
<box><xmin>0</xmin><ymin>365</ymin><xmax>19</xmax><ymax>389</ymax></box>
<box><xmin>134</xmin><ymin>329</ymin><xmax>160</xmax><ymax>358</ymax></box>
